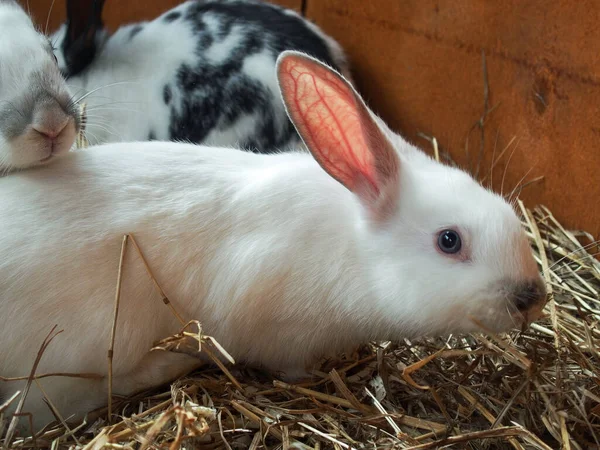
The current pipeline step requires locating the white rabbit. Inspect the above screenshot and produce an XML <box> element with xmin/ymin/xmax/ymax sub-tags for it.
<box><xmin>0</xmin><ymin>0</ymin><xmax>80</xmax><ymax>174</ymax></box>
<box><xmin>50</xmin><ymin>0</ymin><xmax>350</xmax><ymax>152</ymax></box>
<box><xmin>0</xmin><ymin>51</ymin><xmax>546</xmax><ymax>432</ymax></box>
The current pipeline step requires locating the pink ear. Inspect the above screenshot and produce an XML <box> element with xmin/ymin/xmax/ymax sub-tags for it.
<box><xmin>277</xmin><ymin>52</ymin><xmax>400</xmax><ymax>205</ymax></box>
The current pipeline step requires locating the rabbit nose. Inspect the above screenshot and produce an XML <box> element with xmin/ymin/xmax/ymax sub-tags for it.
<box><xmin>31</xmin><ymin>98</ymin><xmax>73</xmax><ymax>140</ymax></box>
<box><xmin>513</xmin><ymin>278</ymin><xmax>547</xmax><ymax>312</ymax></box>
<box><xmin>32</xmin><ymin>116</ymin><xmax>70</xmax><ymax>140</ymax></box>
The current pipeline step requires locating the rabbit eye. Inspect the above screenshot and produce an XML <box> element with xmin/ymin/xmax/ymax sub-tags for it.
<box><xmin>437</xmin><ymin>229</ymin><xmax>461</xmax><ymax>254</ymax></box>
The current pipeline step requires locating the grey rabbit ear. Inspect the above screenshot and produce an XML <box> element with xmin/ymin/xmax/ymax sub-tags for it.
<box><xmin>62</xmin><ymin>0</ymin><xmax>106</xmax><ymax>77</ymax></box>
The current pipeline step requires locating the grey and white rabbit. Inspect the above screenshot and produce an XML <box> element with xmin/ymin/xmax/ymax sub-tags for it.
<box><xmin>51</xmin><ymin>0</ymin><xmax>350</xmax><ymax>150</ymax></box>
<box><xmin>0</xmin><ymin>0</ymin><xmax>81</xmax><ymax>173</ymax></box>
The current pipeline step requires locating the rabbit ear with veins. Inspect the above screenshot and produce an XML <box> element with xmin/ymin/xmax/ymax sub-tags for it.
<box><xmin>277</xmin><ymin>51</ymin><xmax>401</xmax><ymax>222</ymax></box>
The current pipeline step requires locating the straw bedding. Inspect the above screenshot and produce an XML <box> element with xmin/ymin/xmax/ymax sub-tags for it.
<box><xmin>0</xmin><ymin>175</ymin><xmax>598</xmax><ymax>449</ymax></box>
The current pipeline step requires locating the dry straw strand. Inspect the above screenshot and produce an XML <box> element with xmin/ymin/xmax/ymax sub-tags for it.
<box><xmin>108</xmin><ymin>234</ymin><xmax>129</xmax><ymax>423</ymax></box>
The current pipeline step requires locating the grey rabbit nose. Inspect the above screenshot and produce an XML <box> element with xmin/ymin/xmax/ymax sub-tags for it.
<box><xmin>32</xmin><ymin>114</ymin><xmax>70</xmax><ymax>140</ymax></box>
<box><xmin>513</xmin><ymin>279</ymin><xmax>547</xmax><ymax>312</ymax></box>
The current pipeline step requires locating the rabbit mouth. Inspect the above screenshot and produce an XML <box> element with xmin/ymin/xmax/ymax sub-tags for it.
<box><xmin>466</xmin><ymin>304</ymin><xmax>539</xmax><ymax>334</ymax></box>
<box><xmin>40</xmin><ymin>138</ymin><xmax>71</xmax><ymax>163</ymax></box>
<box><xmin>511</xmin><ymin>301</ymin><xmax>546</xmax><ymax>332</ymax></box>
<box><xmin>39</xmin><ymin>145</ymin><xmax>56</xmax><ymax>163</ymax></box>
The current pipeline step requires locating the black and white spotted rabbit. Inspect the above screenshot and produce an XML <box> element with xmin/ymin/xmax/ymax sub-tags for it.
<box><xmin>51</xmin><ymin>0</ymin><xmax>350</xmax><ymax>153</ymax></box>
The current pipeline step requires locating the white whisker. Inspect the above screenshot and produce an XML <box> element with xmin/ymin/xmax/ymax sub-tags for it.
<box><xmin>75</xmin><ymin>80</ymin><xmax>143</xmax><ymax>104</ymax></box>
<box><xmin>541</xmin><ymin>242</ymin><xmax>600</xmax><ymax>277</ymax></box>
<box><xmin>500</xmin><ymin>138</ymin><xmax>521</xmax><ymax>197</ymax></box>
<box><xmin>45</xmin><ymin>0</ymin><xmax>57</xmax><ymax>35</ymax></box>
<box><xmin>508</xmin><ymin>165</ymin><xmax>536</xmax><ymax>202</ymax></box>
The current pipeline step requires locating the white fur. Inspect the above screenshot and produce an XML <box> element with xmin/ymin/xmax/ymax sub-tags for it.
<box><xmin>204</xmin><ymin>18</ymin><xmax>243</xmax><ymax>64</ymax></box>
